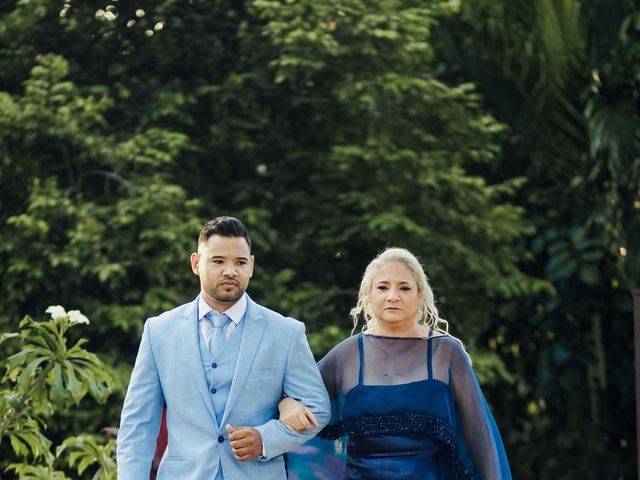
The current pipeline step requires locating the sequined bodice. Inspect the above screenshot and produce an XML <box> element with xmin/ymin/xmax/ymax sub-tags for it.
<box><xmin>343</xmin><ymin>379</ymin><xmax>452</xmax><ymax>419</ymax></box>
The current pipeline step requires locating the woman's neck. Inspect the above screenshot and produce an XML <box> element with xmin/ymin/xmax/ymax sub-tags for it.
<box><xmin>367</xmin><ymin>322</ymin><xmax>425</xmax><ymax>338</ymax></box>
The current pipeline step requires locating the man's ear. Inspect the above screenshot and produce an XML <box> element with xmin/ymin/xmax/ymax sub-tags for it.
<box><xmin>190</xmin><ymin>252</ymin><xmax>200</xmax><ymax>276</ymax></box>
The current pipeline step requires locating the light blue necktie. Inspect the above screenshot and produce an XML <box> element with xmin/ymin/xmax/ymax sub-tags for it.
<box><xmin>206</xmin><ymin>311</ymin><xmax>230</xmax><ymax>355</ymax></box>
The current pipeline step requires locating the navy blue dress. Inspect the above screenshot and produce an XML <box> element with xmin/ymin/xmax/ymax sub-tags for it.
<box><xmin>308</xmin><ymin>332</ymin><xmax>512</xmax><ymax>480</ymax></box>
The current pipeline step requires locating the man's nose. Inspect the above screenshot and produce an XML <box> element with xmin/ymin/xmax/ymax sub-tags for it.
<box><xmin>223</xmin><ymin>263</ymin><xmax>237</xmax><ymax>276</ymax></box>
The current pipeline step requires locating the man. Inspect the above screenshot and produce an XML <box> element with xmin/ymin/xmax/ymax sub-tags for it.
<box><xmin>117</xmin><ymin>216</ymin><xmax>330</xmax><ymax>479</ymax></box>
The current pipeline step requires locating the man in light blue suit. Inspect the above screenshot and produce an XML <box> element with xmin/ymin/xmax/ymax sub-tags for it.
<box><xmin>117</xmin><ymin>216</ymin><xmax>330</xmax><ymax>479</ymax></box>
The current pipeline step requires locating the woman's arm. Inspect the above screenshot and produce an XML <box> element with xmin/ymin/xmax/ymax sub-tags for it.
<box><xmin>278</xmin><ymin>396</ymin><xmax>319</xmax><ymax>432</ymax></box>
<box><xmin>450</xmin><ymin>342</ymin><xmax>512</xmax><ymax>480</ymax></box>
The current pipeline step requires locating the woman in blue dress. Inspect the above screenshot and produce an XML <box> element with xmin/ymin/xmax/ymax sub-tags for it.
<box><xmin>279</xmin><ymin>247</ymin><xmax>512</xmax><ymax>479</ymax></box>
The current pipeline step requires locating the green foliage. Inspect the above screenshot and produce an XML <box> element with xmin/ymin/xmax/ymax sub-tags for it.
<box><xmin>0</xmin><ymin>0</ymin><xmax>538</xmax><ymax>352</ymax></box>
<box><xmin>532</xmin><ymin>227</ymin><xmax>605</xmax><ymax>284</ymax></box>
<box><xmin>4</xmin><ymin>0</ymin><xmax>632</xmax><ymax>478</ymax></box>
<box><xmin>0</xmin><ymin>53</ymin><xmax>203</xmax><ymax>338</ymax></box>
<box><xmin>57</xmin><ymin>435</ymin><xmax>116</xmax><ymax>480</ymax></box>
<box><xmin>4</xmin><ymin>311</ymin><xmax>111</xmax><ymax>408</ymax></box>
<box><xmin>6</xmin><ymin>464</ymin><xmax>70</xmax><ymax>480</ymax></box>
<box><xmin>0</xmin><ymin>4</ymin><xmax>541</xmax><ymax>477</ymax></box>
<box><xmin>0</xmin><ymin>307</ymin><xmax>115</xmax><ymax>477</ymax></box>
<box><xmin>1</xmin><ymin>414</ymin><xmax>53</xmax><ymax>465</ymax></box>
<box><xmin>435</xmin><ymin>0</ymin><xmax>639</xmax><ymax>477</ymax></box>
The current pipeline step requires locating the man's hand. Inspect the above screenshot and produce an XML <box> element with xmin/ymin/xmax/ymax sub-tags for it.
<box><xmin>225</xmin><ymin>424</ymin><xmax>263</xmax><ymax>461</ymax></box>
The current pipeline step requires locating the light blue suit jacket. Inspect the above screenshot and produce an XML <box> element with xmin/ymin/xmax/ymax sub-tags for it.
<box><xmin>117</xmin><ymin>295</ymin><xmax>330</xmax><ymax>479</ymax></box>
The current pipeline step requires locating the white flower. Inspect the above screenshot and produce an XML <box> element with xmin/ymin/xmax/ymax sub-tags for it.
<box><xmin>45</xmin><ymin>305</ymin><xmax>67</xmax><ymax>320</ymax></box>
<box><xmin>67</xmin><ymin>310</ymin><xmax>90</xmax><ymax>325</ymax></box>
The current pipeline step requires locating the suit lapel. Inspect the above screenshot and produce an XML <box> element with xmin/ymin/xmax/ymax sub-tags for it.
<box><xmin>179</xmin><ymin>297</ymin><xmax>217</xmax><ymax>423</ymax></box>
<box><xmin>220</xmin><ymin>297</ymin><xmax>266</xmax><ymax>426</ymax></box>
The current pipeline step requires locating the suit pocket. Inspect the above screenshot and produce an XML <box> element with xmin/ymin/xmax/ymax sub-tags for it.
<box><xmin>244</xmin><ymin>368</ymin><xmax>281</xmax><ymax>394</ymax></box>
<box><xmin>158</xmin><ymin>455</ymin><xmax>188</xmax><ymax>480</ymax></box>
<box><xmin>162</xmin><ymin>455</ymin><xmax>186</xmax><ymax>462</ymax></box>
<box><xmin>250</xmin><ymin>367</ymin><xmax>277</xmax><ymax>375</ymax></box>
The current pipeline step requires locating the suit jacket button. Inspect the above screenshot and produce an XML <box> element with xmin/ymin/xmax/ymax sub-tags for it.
<box><xmin>218</xmin><ymin>435</ymin><xmax>224</xmax><ymax>443</ymax></box>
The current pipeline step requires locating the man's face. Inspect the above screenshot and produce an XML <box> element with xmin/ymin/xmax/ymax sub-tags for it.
<box><xmin>190</xmin><ymin>235</ymin><xmax>254</xmax><ymax>311</ymax></box>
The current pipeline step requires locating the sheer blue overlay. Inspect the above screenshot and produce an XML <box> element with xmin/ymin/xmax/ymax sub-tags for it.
<box><xmin>287</xmin><ymin>333</ymin><xmax>512</xmax><ymax>480</ymax></box>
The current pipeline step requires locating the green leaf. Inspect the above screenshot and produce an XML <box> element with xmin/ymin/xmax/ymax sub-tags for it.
<box><xmin>0</xmin><ymin>332</ymin><xmax>20</xmax><ymax>344</ymax></box>
<box><xmin>64</xmin><ymin>363</ymin><xmax>85</xmax><ymax>404</ymax></box>
<box><xmin>78</xmin><ymin>455</ymin><xmax>94</xmax><ymax>475</ymax></box>
<box><xmin>579</xmin><ymin>265</ymin><xmax>601</xmax><ymax>285</ymax></box>
<box><xmin>10</xmin><ymin>434</ymin><xmax>29</xmax><ymax>456</ymax></box>
<box><xmin>48</xmin><ymin>363</ymin><xmax>66</xmax><ymax>406</ymax></box>
<box><xmin>17</xmin><ymin>357</ymin><xmax>48</xmax><ymax>392</ymax></box>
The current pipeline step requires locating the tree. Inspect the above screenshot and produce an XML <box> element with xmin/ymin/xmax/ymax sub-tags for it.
<box><xmin>435</xmin><ymin>0</ymin><xmax>640</xmax><ymax>477</ymax></box>
<box><xmin>0</xmin><ymin>1</ymin><xmax>543</xmax><ymax>476</ymax></box>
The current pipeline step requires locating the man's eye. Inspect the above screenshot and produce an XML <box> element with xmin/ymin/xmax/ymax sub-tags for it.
<box><xmin>212</xmin><ymin>260</ymin><xmax>223</xmax><ymax>264</ymax></box>
<box><xmin>237</xmin><ymin>261</ymin><xmax>247</xmax><ymax>266</ymax></box>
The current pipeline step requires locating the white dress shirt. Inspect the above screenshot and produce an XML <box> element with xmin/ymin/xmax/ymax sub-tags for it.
<box><xmin>198</xmin><ymin>294</ymin><xmax>247</xmax><ymax>345</ymax></box>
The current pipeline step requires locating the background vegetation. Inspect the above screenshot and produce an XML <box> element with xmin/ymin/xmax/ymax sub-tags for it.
<box><xmin>0</xmin><ymin>0</ymin><xmax>637</xmax><ymax>478</ymax></box>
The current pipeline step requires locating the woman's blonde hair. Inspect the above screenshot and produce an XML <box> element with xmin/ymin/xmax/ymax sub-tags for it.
<box><xmin>350</xmin><ymin>247</ymin><xmax>449</xmax><ymax>335</ymax></box>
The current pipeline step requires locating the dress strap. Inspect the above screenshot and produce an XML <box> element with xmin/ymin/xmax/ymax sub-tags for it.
<box><xmin>357</xmin><ymin>333</ymin><xmax>364</xmax><ymax>385</ymax></box>
<box><xmin>427</xmin><ymin>330</ymin><xmax>433</xmax><ymax>380</ymax></box>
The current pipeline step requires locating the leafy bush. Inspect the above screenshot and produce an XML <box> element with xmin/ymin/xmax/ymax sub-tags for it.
<box><xmin>0</xmin><ymin>306</ymin><xmax>116</xmax><ymax>479</ymax></box>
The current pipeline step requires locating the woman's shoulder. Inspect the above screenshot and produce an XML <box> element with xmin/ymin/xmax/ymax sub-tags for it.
<box><xmin>429</xmin><ymin>331</ymin><xmax>458</xmax><ymax>343</ymax></box>
<box><xmin>330</xmin><ymin>333</ymin><xmax>361</xmax><ymax>351</ymax></box>
<box><xmin>430</xmin><ymin>332</ymin><xmax>470</xmax><ymax>357</ymax></box>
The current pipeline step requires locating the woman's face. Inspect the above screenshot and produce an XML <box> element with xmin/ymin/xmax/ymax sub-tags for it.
<box><xmin>369</xmin><ymin>261</ymin><xmax>421</xmax><ymax>330</ymax></box>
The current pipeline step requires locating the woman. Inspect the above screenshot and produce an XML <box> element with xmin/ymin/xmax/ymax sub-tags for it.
<box><xmin>279</xmin><ymin>247</ymin><xmax>511</xmax><ymax>479</ymax></box>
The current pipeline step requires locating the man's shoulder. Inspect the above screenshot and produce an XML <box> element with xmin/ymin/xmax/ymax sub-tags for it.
<box><xmin>146</xmin><ymin>299</ymin><xmax>195</xmax><ymax>328</ymax></box>
<box><xmin>250</xmin><ymin>299</ymin><xmax>301</xmax><ymax>330</ymax></box>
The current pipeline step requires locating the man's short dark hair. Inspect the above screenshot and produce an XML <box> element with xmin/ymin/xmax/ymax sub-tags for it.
<box><xmin>198</xmin><ymin>216</ymin><xmax>252</xmax><ymax>250</ymax></box>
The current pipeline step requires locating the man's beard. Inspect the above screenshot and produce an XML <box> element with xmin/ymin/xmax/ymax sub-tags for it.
<box><xmin>209</xmin><ymin>285</ymin><xmax>245</xmax><ymax>304</ymax></box>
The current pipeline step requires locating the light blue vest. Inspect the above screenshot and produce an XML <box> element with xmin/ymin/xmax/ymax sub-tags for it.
<box><xmin>199</xmin><ymin>316</ymin><xmax>245</xmax><ymax>424</ymax></box>
<box><xmin>198</xmin><ymin>315</ymin><xmax>245</xmax><ymax>479</ymax></box>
